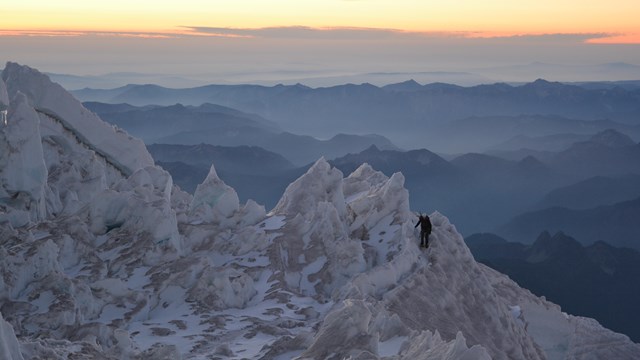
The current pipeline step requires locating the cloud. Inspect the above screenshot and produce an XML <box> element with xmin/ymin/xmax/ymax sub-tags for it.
<box><xmin>181</xmin><ymin>26</ymin><xmax>468</xmax><ymax>40</ymax></box>
<box><xmin>181</xmin><ymin>26</ymin><xmax>625</xmax><ymax>44</ymax></box>
<box><xmin>470</xmin><ymin>32</ymin><xmax>613</xmax><ymax>43</ymax></box>
<box><xmin>0</xmin><ymin>29</ymin><xmax>174</xmax><ymax>39</ymax></box>
<box><xmin>586</xmin><ymin>33</ymin><xmax>640</xmax><ymax>44</ymax></box>
<box><xmin>2</xmin><ymin>26</ymin><xmax>630</xmax><ymax>45</ymax></box>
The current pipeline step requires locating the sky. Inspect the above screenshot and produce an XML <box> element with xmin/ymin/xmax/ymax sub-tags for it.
<box><xmin>1</xmin><ymin>1</ymin><xmax>639</xmax><ymax>87</ymax></box>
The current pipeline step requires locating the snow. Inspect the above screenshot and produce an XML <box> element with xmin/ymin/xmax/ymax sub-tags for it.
<box><xmin>2</xmin><ymin>62</ymin><xmax>154</xmax><ymax>176</ymax></box>
<box><xmin>0</xmin><ymin>76</ymin><xmax>8</xmax><ymax>107</ymax></box>
<box><xmin>189</xmin><ymin>164</ymin><xmax>240</xmax><ymax>224</ymax></box>
<box><xmin>273</xmin><ymin>157</ymin><xmax>347</xmax><ymax>220</ymax></box>
<box><xmin>378</xmin><ymin>335</ymin><xmax>408</xmax><ymax>357</ymax></box>
<box><xmin>63</xmin><ymin>261</ymin><xmax>91</xmax><ymax>277</ymax></box>
<box><xmin>273</xmin><ymin>350</ymin><xmax>304</xmax><ymax>360</ymax></box>
<box><xmin>126</xmin><ymin>266</ymin><xmax>150</xmax><ymax>289</ymax></box>
<box><xmin>510</xmin><ymin>305</ymin><xmax>525</xmax><ymax>325</ymax></box>
<box><xmin>31</xmin><ymin>290</ymin><xmax>55</xmax><ymax>314</ymax></box>
<box><xmin>260</xmin><ymin>215</ymin><xmax>286</xmax><ymax>230</ymax></box>
<box><xmin>0</xmin><ymin>92</ymin><xmax>48</xmax><ymax>223</ymax></box>
<box><xmin>97</xmin><ymin>304</ymin><xmax>129</xmax><ymax>324</ymax></box>
<box><xmin>0</xmin><ymin>312</ymin><xmax>24</xmax><ymax>360</ymax></box>
<box><xmin>519</xmin><ymin>301</ymin><xmax>572</xmax><ymax>360</ymax></box>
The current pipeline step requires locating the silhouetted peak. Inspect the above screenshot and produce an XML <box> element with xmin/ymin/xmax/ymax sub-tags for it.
<box><xmin>453</xmin><ymin>153</ymin><xmax>488</xmax><ymax>162</ymax></box>
<box><xmin>529</xmin><ymin>231</ymin><xmax>583</xmax><ymax>260</ymax></box>
<box><xmin>529</xmin><ymin>79</ymin><xmax>564</xmax><ymax>88</ymax></box>
<box><xmin>524</xmin><ymin>78</ymin><xmax>565</xmax><ymax>92</ymax></box>
<box><xmin>422</xmin><ymin>82</ymin><xmax>464</xmax><ymax>91</ymax></box>
<box><xmin>382</xmin><ymin>79</ymin><xmax>426</xmax><ymax>92</ymax></box>
<box><xmin>130</xmin><ymin>83</ymin><xmax>165</xmax><ymax>90</ymax></box>
<box><xmin>516</xmin><ymin>155</ymin><xmax>546</xmax><ymax>172</ymax></box>
<box><xmin>585</xmin><ymin>241</ymin><xmax>622</xmax><ymax>275</ymax></box>
<box><xmin>520</xmin><ymin>155</ymin><xmax>541</xmax><ymax>163</ymax></box>
<box><xmin>588</xmin><ymin>240</ymin><xmax>615</xmax><ymax>252</ymax></box>
<box><xmin>588</xmin><ymin>129</ymin><xmax>635</xmax><ymax>148</ymax></box>
<box><xmin>533</xmin><ymin>78</ymin><xmax>551</xmax><ymax>85</ymax></box>
<box><xmin>165</xmin><ymin>103</ymin><xmax>186</xmax><ymax>110</ymax></box>
<box><xmin>293</xmin><ymin>83</ymin><xmax>310</xmax><ymax>89</ymax></box>
<box><xmin>536</xmin><ymin>230</ymin><xmax>552</xmax><ymax>243</ymax></box>
<box><xmin>526</xmin><ymin>231</ymin><xmax>586</xmax><ymax>263</ymax></box>
<box><xmin>362</xmin><ymin>144</ymin><xmax>381</xmax><ymax>153</ymax></box>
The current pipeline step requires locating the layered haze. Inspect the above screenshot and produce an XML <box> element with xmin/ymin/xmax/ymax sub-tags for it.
<box><xmin>2</xmin><ymin>1</ymin><xmax>639</xmax><ymax>87</ymax></box>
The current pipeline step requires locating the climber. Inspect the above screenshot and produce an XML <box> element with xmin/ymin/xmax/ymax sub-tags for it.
<box><xmin>415</xmin><ymin>213</ymin><xmax>432</xmax><ymax>248</ymax></box>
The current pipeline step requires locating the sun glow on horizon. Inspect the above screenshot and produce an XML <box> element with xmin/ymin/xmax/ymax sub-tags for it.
<box><xmin>2</xmin><ymin>0</ymin><xmax>640</xmax><ymax>43</ymax></box>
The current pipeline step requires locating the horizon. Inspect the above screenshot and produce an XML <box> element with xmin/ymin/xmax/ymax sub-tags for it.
<box><xmin>2</xmin><ymin>1</ymin><xmax>639</xmax><ymax>88</ymax></box>
<box><xmin>6</xmin><ymin>61</ymin><xmax>640</xmax><ymax>90</ymax></box>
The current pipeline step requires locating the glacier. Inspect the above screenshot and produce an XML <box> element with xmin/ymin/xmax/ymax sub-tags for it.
<box><xmin>0</xmin><ymin>62</ymin><xmax>639</xmax><ymax>359</ymax></box>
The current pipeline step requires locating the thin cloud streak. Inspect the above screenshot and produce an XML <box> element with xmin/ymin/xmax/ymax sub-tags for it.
<box><xmin>587</xmin><ymin>33</ymin><xmax>640</xmax><ymax>44</ymax></box>
<box><xmin>184</xmin><ymin>26</ymin><xmax>635</xmax><ymax>44</ymax></box>
<box><xmin>183</xmin><ymin>26</ymin><xmax>451</xmax><ymax>39</ymax></box>
<box><xmin>0</xmin><ymin>29</ymin><xmax>175</xmax><ymax>39</ymax></box>
<box><xmin>1</xmin><ymin>26</ymin><xmax>632</xmax><ymax>44</ymax></box>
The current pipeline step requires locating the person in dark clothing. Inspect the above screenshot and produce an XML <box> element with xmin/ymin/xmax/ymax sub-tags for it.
<box><xmin>415</xmin><ymin>213</ymin><xmax>432</xmax><ymax>248</ymax></box>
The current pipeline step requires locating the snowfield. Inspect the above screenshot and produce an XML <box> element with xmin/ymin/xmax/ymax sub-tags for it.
<box><xmin>1</xmin><ymin>62</ymin><xmax>640</xmax><ymax>359</ymax></box>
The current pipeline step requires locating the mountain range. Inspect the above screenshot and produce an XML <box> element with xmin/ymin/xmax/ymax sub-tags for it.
<box><xmin>148</xmin><ymin>143</ymin><xmax>304</xmax><ymax>204</ymax></box>
<box><xmin>3</xmin><ymin>62</ymin><xmax>640</xmax><ymax>359</ymax></box>
<box><xmin>144</xmin><ymin>128</ymin><xmax>640</xmax><ymax>241</ymax></box>
<box><xmin>73</xmin><ymin>79</ymin><xmax>640</xmax><ymax>152</ymax></box>
<box><xmin>536</xmin><ymin>174</ymin><xmax>640</xmax><ymax>210</ymax></box>
<box><xmin>437</xmin><ymin>115</ymin><xmax>640</xmax><ymax>153</ymax></box>
<box><xmin>45</xmin><ymin>62</ymin><xmax>640</xmax><ymax>90</ymax></box>
<box><xmin>86</xmin><ymin>102</ymin><xmax>400</xmax><ymax>165</ymax></box>
<box><xmin>498</xmin><ymin>197</ymin><xmax>640</xmax><ymax>250</ymax></box>
<box><xmin>466</xmin><ymin>231</ymin><xmax>640</xmax><ymax>342</ymax></box>
<box><xmin>326</xmin><ymin>129</ymin><xmax>640</xmax><ymax>235</ymax></box>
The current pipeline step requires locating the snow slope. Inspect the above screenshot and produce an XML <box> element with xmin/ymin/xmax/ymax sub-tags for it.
<box><xmin>2</xmin><ymin>62</ymin><xmax>153</xmax><ymax>176</ymax></box>
<box><xmin>0</xmin><ymin>312</ymin><xmax>24</xmax><ymax>360</ymax></box>
<box><xmin>0</xmin><ymin>62</ymin><xmax>639</xmax><ymax>359</ymax></box>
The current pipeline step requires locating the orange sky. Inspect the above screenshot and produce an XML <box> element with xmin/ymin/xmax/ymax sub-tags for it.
<box><xmin>2</xmin><ymin>0</ymin><xmax>640</xmax><ymax>43</ymax></box>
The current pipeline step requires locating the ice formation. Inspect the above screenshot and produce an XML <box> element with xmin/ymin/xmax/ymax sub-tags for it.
<box><xmin>0</xmin><ymin>312</ymin><xmax>24</xmax><ymax>360</ymax></box>
<box><xmin>1</xmin><ymin>62</ymin><xmax>639</xmax><ymax>359</ymax></box>
<box><xmin>189</xmin><ymin>164</ymin><xmax>241</xmax><ymax>225</ymax></box>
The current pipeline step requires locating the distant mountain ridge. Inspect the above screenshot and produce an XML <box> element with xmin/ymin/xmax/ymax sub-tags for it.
<box><xmin>148</xmin><ymin>143</ymin><xmax>301</xmax><ymax>202</ymax></box>
<box><xmin>550</xmin><ymin>130</ymin><xmax>640</xmax><ymax>179</ymax></box>
<box><xmin>537</xmin><ymin>174</ymin><xmax>640</xmax><ymax>210</ymax></box>
<box><xmin>588</xmin><ymin>128</ymin><xmax>636</xmax><ymax>147</ymax></box>
<box><xmin>490</xmin><ymin>133</ymin><xmax>591</xmax><ymax>153</ymax></box>
<box><xmin>435</xmin><ymin>115</ymin><xmax>640</xmax><ymax>153</ymax></box>
<box><xmin>87</xmin><ymin>101</ymin><xmax>400</xmax><ymax>165</ymax></box>
<box><xmin>328</xmin><ymin>146</ymin><xmax>564</xmax><ymax>234</ymax></box>
<box><xmin>466</xmin><ymin>231</ymin><xmax>640</xmax><ymax>342</ymax></box>
<box><xmin>41</xmin><ymin>62</ymin><xmax>640</xmax><ymax>90</ymax></box>
<box><xmin>147</xmin><ymin>143</ymin><xmax>295</xmax><ymax>175</ymax></box>
<box><xmin>498</xmin><ymin>197</ymin><xmax>640</xmax><ymax>249</ymax></box>
<box><xmin>326</xmin><ymin>129</ymin><xmax>640</xmax><ymax>236</ymax></box>
<box><xmin>73</xmin><ymin>79</ymin><xmax>640</xmax><ymax>151</ymax></box>
<box><xmin>83</xmin><ymin>101</ymin><xmax>280</xmax><ymax>144</ymax></box>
